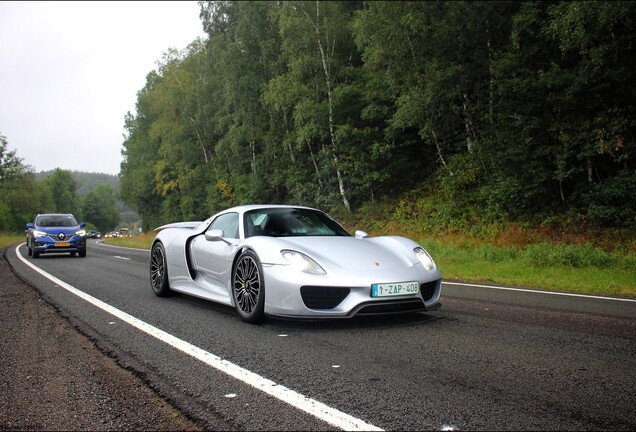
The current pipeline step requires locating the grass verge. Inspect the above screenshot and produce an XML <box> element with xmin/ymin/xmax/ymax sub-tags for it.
<box><xmin>338</xmin><ymin>211</ymin><xmax>636</xmax><ymax>298</ymax></box>
<box><xmin>5</xmin><ymin>218</ymin><xmax>634</xmax><ymax>298</ymax></box>
<box><xmin>423</xmin><ymin>239</ymin><xmax>636</xmax><ymax>298</ymax></box>
<box><xmin>103</xmin><ymin>232</ymin><xmax>155</xmax><ymax>249</ymax></box>
<box><xmin>103</xmin><ymin>225</ymin><xmax>635</xmax><ymax>299</ymax></box>
<box><xmin>0</xmin><ymin>233</ymin><xmax>25</xmax><ymax>250</ymax></box>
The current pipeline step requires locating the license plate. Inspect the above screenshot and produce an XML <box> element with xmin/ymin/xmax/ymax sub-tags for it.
<box><xmin>55</xmin><ymin>242</ymin><xmax>71</xmax><ymax>247</ymax></box>
<box><xmin>371</xmin><ymin>281</ymin><xmax>419</xmax><ymax>297</ymax></box>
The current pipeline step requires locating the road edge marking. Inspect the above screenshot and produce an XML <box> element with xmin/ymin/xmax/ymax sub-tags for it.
<box><xmin>443</xmin><ymin>281</ymin><xmax>636</xmax><ymax>303</ymax></box>
<box><xmin>95</xmin><ymin>240</ymin><xmax>149</xmax><ymax>252</ymax></box>
<box><xmin>14</xmin><ymin>244</ymin><xmax>383</xmax><ymax>432</ymax></box>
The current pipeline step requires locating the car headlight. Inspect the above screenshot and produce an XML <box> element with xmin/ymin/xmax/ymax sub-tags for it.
<box><xmin>33</xmin><ymin>230</ymin><xmax>47</xmax><ymax>238</ymax></box>
<box><xmin>414</xmin><ymin>247</ymin><xmax>436</xmax><ymax>272</ymax></box>
<box><xmin>281</xmin><ymin>250</ymin><xmax>326</xmax><ymax>275</ymax></box>
<box><xmin>76</xmin><ymin>229</ymin><xmax>86</xmax><ymax>236</ymax></box>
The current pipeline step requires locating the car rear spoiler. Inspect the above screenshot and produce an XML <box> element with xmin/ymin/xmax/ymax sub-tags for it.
<box><xmin>154</xmin><ymin>221</ymin><xmax>204</xmax><ymax>232</ymax></box>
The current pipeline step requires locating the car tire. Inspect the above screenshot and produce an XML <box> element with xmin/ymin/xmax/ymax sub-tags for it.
<box><xmin>150</xmin><ymin>242</ymin><xmax>171</xmax><ymax>297</ymax></box>
<box><xmin>79</xmin><ymin>250</ymin><xmax>86</xmax><ymax>258</ymax></box>
<box><xmin>232</xmin><ymin>249</ymin><xmax>266</xmax><ymax>324</ymax></box>
<box><xmin>32</xmin><ymin>251</ymin><xmax>39</xmax><ymax>258</ymax></box>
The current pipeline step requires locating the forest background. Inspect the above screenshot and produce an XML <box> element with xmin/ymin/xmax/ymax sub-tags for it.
<box><xmin>1</xmin><ymin>1</ymin><xmax>635</xmax><ymax>295</ymax></box>
<box><xmin>119</xmin><ymin>1</ymin><xmax>635</xmax><ymax>233</ymax></box>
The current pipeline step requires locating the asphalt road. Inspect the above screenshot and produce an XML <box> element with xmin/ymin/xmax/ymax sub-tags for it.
<box><xmin>6</xmin><ymin>240</ymin><xmax>636</xmax><ymax>431</ymax></box>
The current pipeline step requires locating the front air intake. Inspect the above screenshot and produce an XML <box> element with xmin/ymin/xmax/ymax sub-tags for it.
<box><xmin>420</xmin><ymin>280</ymin><xmax>440</xmax><ymax>301</ymax></box>
<box><xmin>354</xmin><ymin>299</ymin><xmax>426</xmax><ymax>315</ymax></box>
<box><xmin>300</xmin><ymin>286</ymin><xmax>351</xmax><ymax>309</ymax></box>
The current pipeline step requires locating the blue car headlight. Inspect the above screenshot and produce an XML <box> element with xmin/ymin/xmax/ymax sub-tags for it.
<box><xmin>33</xmin><ymin>230</ymin><xmax>47</xmax><ymax>238</ymax></box>
<box><xmin>414</xmin><ymin>247</ymin><xmax>436</xmax><ymax>272</ymax></box>
<box><xmin>281</xmin><ymin>250</ymin><xmax>326</xmax><ymax>275</ymax></box>
<box><xmin>76</xmin><ymin>229</ymin><xmax>86</xmax><ymax>237</ymax></box>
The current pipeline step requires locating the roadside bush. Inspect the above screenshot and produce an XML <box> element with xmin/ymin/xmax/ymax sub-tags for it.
<box><xmin>523</xmin><ymin>242</ymin><xmax>612</xmax><ymax>268</ymax></box>
<box><xmin>476</xmin><ymin>244</ymin><xmax>518</xmax><ymax>263</ymax></box>
<box><xmin>586</xmin><ymin>170</ymin><xmax>636</xmax><ymax>228</ymax></box>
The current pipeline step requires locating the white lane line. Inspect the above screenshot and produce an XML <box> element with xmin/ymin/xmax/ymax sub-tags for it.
<box><xmin>113</xmin><ymin>256</ymin><xmax>131</xmax><ymax>261</ymax></box>
<box><xmin>442</xmin><ymin>281</ymin><xmax>636</xmax><ymax>303</ymax></box>
<box><xmin>14</xmin><ymin>244</ymin><xmax>382</xmax><ymax>432</ymax></box>
<box><xmin>95</xmin><ymin>240</ymin><xmax>149</xmax><ymax>252</ymax></box>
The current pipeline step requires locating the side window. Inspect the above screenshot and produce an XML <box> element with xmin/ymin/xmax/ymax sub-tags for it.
<box><xmin>207</xmin><ymin>212</ymin><xmax>239</xmax><ymax>239</ymax></box>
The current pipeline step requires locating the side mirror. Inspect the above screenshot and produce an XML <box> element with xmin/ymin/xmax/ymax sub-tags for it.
<box><xmin>26</xmin><ymin>222</ymin><xmax>34</xmax><ymax>229</ymax></box>
<box><xmin>354</xmin><ymin>230</ymin><xmax>368</xmax><ymax>239</ymax></box>
<box><xmin>205</xmin><ymin>229</ymin><xmax>225</xmax><ymax>242</ymax></box>
<box><xmin>80</xmin><ymin>222</ymin><xmax>86</xmax><ymax>228</ymax></box>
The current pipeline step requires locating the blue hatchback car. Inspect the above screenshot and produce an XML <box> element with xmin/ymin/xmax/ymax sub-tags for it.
<box><xmin>26</xmin><ymin>213</ymin><xmax>87</xmax><ymax>258</ymax></box>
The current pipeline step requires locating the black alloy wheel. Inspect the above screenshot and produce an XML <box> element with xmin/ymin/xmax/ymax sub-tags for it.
<box><xmin>232</xmin><ymin>249</ymin><xmax>266</xmax><ymax>324</ymax></box>
<box><xmin>150</xmin><ymin>242</ymin><xmax>171</xmax><ymax>296</ymax></box>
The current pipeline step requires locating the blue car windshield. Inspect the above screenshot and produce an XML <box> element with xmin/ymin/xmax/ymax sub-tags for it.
<box><xmin>36</xmin><ymin>215</ymin><xmax>78</xmax><ymax>227</ymax></box>
<box><xmin>244</xmin><ymin>208</ymin><xmax>350</xmax><ymax>238</ymax></box>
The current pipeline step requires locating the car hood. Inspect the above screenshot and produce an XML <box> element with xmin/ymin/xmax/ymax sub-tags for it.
<box><xmin>36</xmin><ymin>226</ymin><xmax>81</xmax><ymax>234</ymax></box>
<box><xmin>274</xmin><ymin>236</ymin><xmax>418</xmax><ymax>271</ymax></box>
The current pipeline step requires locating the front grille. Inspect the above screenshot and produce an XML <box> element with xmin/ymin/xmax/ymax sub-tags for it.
<box><xmin>355</xmin><ymin>298</ymin><xmax>425</xmax><ymax>315</ymax></box>
<box><xmin>420</xmin><ymin>279</ymin><xmax>439</xmax><ymax>301</ymax></box>
<box><xmin>300</xmin><ymin>286</ymin><xmax>350</xmax><ymax>309</ymax></box>
<box><xmin>45</xmin><ymin>234</ymin><xmax>74</xmax><ymax>241</ymax></box>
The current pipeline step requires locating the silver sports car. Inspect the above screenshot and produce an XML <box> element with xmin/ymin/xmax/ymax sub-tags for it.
<box><xmin>150</xmin><ymin>205</ymin><xmax>442</xmax><ymax>323</ymax></box>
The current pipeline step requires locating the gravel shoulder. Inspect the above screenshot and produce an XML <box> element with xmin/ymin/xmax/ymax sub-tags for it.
<box><xmin>0</xmin><ymin>247</ymin><xmax>202</xmax><ymax>431</ymax></box>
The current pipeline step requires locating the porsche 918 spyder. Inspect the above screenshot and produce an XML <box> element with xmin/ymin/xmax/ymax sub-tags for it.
<box><xmin>150</xmin><ymin>205</ymin><xmax>442</xmax><ymax>323</ymax></box>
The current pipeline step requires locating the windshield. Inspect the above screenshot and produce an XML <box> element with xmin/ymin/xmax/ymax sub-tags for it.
<box><xmin>36</xmin><ymin>215</ymin><xmax>78</xmax><ymax>227</ymax></box>
<box><xmin>244</xmin><ymin>208</ymin><xmax>350</xmax><ymax>238</ymax></box>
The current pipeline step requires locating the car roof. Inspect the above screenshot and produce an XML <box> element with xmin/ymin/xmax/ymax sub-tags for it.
<box><xmin>36</xmin><ymin>213</ymin><xmax>75</xmax><ymax>218</ymax></box>
<box><xmin>222</xmin><ymin>204</ymin><xmax>316</xmax><ymax>213</ymax></box>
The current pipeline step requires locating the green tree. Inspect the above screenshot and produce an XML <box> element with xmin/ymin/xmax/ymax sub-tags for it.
<box><xmin>352</xmin><ymin>1</ymin><xmax>521</xmax><ymax>216</ymax></box>
<box><xmin>206</xmin><ymin>1</ymin><xmax>284</xmax><ymax>205</ymax></box>
<box><xmin>119</xmin><ymin>1</ymin><xmax>636</xmax><ymax>230</ymax></box>
<box><xmin>269</xmin><ymin>1</ymin><xmax>365</xmax><ymax>210</ymax></box>
<box><xmin>482</xmin><ymin>1</ymin><xmax>636</xmax><ymax>223</ymax></box>
<box><xmin>82</xmin><ymin>183</ymin><xmax>120</xmax><ymax>232</ymax></box>
<box><xmin>0</xmin><ymin>133</ymin><xmax>53</xmax><ymax>231</ymax></box>
<box><xmin>44</xmin><ymin>168</ymin><xmax>81</xmax><ymax>216</ymax></box>
<box><xmin>545</xmin><ymin>1</ymin><xmax>636</xmax><ymax>224</ymax></box>
<box><xmin>120</xmin><ymin>70</ymin><xmax>167</xmax><ymax>230</ymax></box>
<box><xmin>1</xmin><ymin>173</ymin><xmax>53</xmax><ymax>231</ymax></box>
<box><xmin>0</xmin><ymin>133</ymin><xmax>25</xmax><ymax>182</ymax></box>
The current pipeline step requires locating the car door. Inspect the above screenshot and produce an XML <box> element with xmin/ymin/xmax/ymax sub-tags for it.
<box><xmin>190</xmin><ymin>212</ymin><xmax>240</xmax><ymax>298</ymax></box>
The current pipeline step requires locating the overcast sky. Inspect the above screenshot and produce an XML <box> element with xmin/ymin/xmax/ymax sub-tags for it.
<box><xmin>0</xmin><ymin>1</ymin><xmax>206</xmax><ymax>175</ymax></box>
